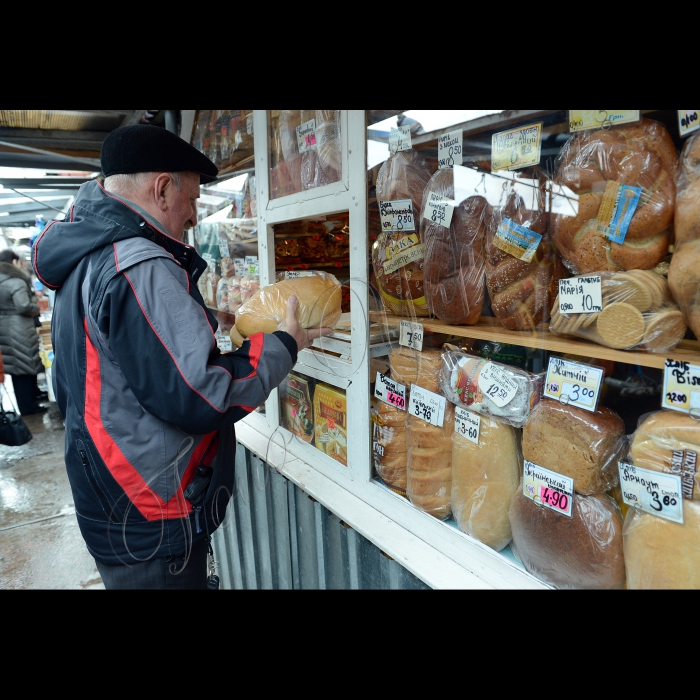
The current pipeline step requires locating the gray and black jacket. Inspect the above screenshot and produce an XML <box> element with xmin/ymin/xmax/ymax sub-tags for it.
<box><xmin>33</xmin><ymin>180</ymin><xmax>296</xmax><ymax>565</ymax></box>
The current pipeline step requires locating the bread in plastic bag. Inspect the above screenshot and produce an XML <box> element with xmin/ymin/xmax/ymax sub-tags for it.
<box><xmin>452</xmin><ymin>414</ymin><xmax>521</xmax><ymax>551</ymax></box>
<box><xmin>550</xmin><ymin>269</ymin><xmax>687</xmax><ymax>353</ymax></box>
<box><xmin>390</xmin><ymin>346</ymin><xmax>442</xmax><ymax>395</ymax></box>
<box><xmin>509</xmin><ymin>488</ymin><xmax>626</xmax><ymax>590</ymax></box>
<box><xmin>420</xmin><ymin>168</ymin><xmax>490</xmax><ymax>325</ymax></box>
<box><xmin>523</xmin><ymin>398</ymin><xmax>625</xmax><ymax>496</ymax></box>
<box><xmin>316</xmin><ymin>110</ymin><xmax>342</xmax><ymax>185</ymax></box>
<box><xmin>373</xmin><ymin>150</ymin><xmax>435</xmax><ymax>318</ymax></box>
<box><xmin>279</xmin><ymin>110</ymin><xmax>304</xmax><ymax>195</ymax></box>
<box><xmin>623</xmin><ymin>499</ymin><xmax>700</xmax><ymax>589</ymax></box>
<box><xmin>372</xmin><ymin>399</ymin><xmax>408</xmax><ymax>496</ymax></box>
<box><xmin>629</xmin><ymin>409</ymin><xmax>700</xmax><ymax>500</ymax></box>
<box><xmin>439</xmin><ymin>349</ymin><xmax>543</xmax><ymax>428</ymax></box>
<box><xmin>485</xmin><ymin>173</ymin><xmax>565</xmax><ymax>331</ymax></box>
<box><xmin>229</xmin><ymin>271</ymin><xmax>342</xmax><ymax>348</ymax></box>
<box><xmin>551</xmin><ymin>118</ymin><xmax>679</xmax><ymax>275</ymax></box>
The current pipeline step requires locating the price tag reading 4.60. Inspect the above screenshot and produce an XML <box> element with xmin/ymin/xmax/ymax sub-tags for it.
<box><xmin>618</xmin><ymin>462</ymin><xmax>684</xmax><ymax>524</ymax></box>
<box><xmin>399</xmin><ymin>321</ymin><xmax>424</xmax><ymax>352</ymax></box>
<box><xmin>455</xmin><ymin>407</ymin><xmax>480</xmax><ymax>445</ymax></box>
<box><xmin>663</xmin><ymin>359</ymin><xmax>700</xmax><ymax>415</ymax></box>
<box><xmin>477</xmin><ymin>362</ymin><xmax>518</xmax><ymax>409</ymax></box>
<box><xmin>559</xmin><ymin>276</ymin><xmax>603</xmax><ymax>315</ymax></box>
<box><xmin>523</xmin><ymin>461</ymin><xmax>574</xmax><ymax>518</ymax></box>
<box><xmin>544</xmin><ymin>357</ymin><xmax>604</xmax><ymax>413</ymax></box>
<box><xmin>374</xmin><ymin>373</ymin><xmax>407</xmax><ymax>411</ymax></box>
<box><xmin>409</xmin><ymin>385</ymin><xmax>446</xmax><ymax>428</ymax></box>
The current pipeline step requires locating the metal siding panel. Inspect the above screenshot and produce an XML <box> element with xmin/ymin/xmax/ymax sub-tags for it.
<box><xmin>287</xmin><ymin>480</ymin><xmax>302</xmax><ymax>590</ymax></box>
<box><xmin>223</xmin><ymin>494</ymin><xmax>245</xmax><ymax>590</ymax></box>
<box><xmin>250</xmin><ymin>455</ymin><xmax>274</xmax><ymax>590</ymax></box>
<box><xmin>295</xmin><ymin>490</ymin><xmax>319</xmax><ymax>590</ymax></box>
<box><xmin>235</xmin><ymin>447</ymin><xmax>258</xmax><ymax>589</ymax></box>
<box><xmin>212</xmin><ymin>528</ymin><xmax>231</xmax><ymax>590</ymax></box>
<box><xmin>346</xmin><ymin>527</ymin><xmax>361</xmax><ymax>590</ymax></box>
<box><xmin>271</xmin><ymin>469</ymin><xmax>293</xmax><ymax>590</ymax></box>
<box><xmin>324</xmin><ymin>511</ymin><xmax>348</xmax><ymax>590</ymax></box>
<box><xmin>314</xmin><ymin>502</ymin><xmax>327</xmax><ymax>590</ymax></box>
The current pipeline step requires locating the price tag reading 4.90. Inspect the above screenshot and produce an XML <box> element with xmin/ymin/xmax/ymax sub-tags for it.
<box><xmin>618</xmin><ymin>462</ymin><xmax>684</xmax><ymax>524</ymax></box>
<box><xmin>559</xmin><ymin>276</ymin><xmax>603</xmax><ymax>315</ymax></box>
<box><xmin>523</xmin><ymin>461</ymin><xmax>574</xmax><ymax>518</ymax></box>
<box><xmin>455</xmin><ymin>407</ymin><xmax>480</xmax><ymax>445</ymax></box>
<box><xmin>399</xmin><ymin>321</ymin><xmax>424</xmax><ymax>352</ymax></box>
<box><xmin>409</xmin><ymin>385</ymin><xmax>446</xmax><ymax>428</ymax></box>
<box><xmin>374</xmin><ymin>373</ymin><xmax>407</xmax><ymax>411</ymax></box>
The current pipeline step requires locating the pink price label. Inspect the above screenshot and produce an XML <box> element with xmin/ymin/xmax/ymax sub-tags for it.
<box><xmin>387</xmin><ymin>391</ymin><xmax>406</xmax><ymax>410</ymax></box>
<box><xmin>539</xmin><ymin>486</ymin><xmax>570</xmax><ymax>513</ymax></box>
<box><xmin>305</xmin><ymin>134</ymin><xmax>317</xmax><ymax>148</ymax></box>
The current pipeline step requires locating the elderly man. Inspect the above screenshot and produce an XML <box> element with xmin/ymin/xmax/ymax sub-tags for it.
<box><xmin>33</xmin><ymin>124</ymin><xmax>330</xmax><ymax>589</ymax></box>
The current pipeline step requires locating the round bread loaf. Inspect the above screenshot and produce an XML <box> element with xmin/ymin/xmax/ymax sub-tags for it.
<box><xmin>509</xmin><ymin>489</ymin><xmax>626</xmax><ymax>590</ymax></box>
<box><xmin>624</xmin><ymin>499</ymin><xmax>700</xmax><ymax>589</ymax></box>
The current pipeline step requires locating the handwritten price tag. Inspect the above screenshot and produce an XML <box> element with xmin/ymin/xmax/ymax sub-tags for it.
<box><xmin>544</xmin><ymin>357</ymin><xmax>604</xmax><ymax>413</ymax></box>
<box><xmin>219</xmin><ymin>240</ymin><xmax>230</xmax><ymax>259</ymax></box>
<box><xmin>390</xmin><ymin>125</ymin><xmax>412</xmax><ymax>154</ymax></box>
<box><xmin>477</xmin><ymin>362</ymin><xmax>518</xmax><ymax>409</ymax></box>
<box><xmin>374</xmin><ymin>372</ymin><xmax>407</xmax><ymax>411</ymax></box>
<box><xmin>492</xmin><ymin>122</ymin><xmax>542</xmax><ymax>172</ymax></box>
<box><xmin>285</xmin><ymin>271</ymin><xmax>315</xmax><ymax>279</ymax></box>
<box><xmin>523</xmin><ymin>461</ymin><xmax>574</xmax><ymax>518</ymax></box>
<box><xmin>559</xmin><ymin>276</ymin><xmax>602</xmax><ymax>315</ymax></box>
<box><xmin>379</xmin><ymin>200</ymin><xmax>415</xmax><ymax>233</ymax></box>
<box><xmin>245</xmin><ymin>256</ymin><xmax>260</xmax><ymax>276</ymax></box>
<box><xmin>568</xmin><ymin>110</ymin><xmax>640</xmax><ymax>133</ymax></box>
<box><xmin>423</xmin><ymin>191</ymin><xmax>455</xmax><ymax>229</ymax></box>
<box><xmin>399</xmin><ymin>321</ymin><xmax>424</xmax><ymax>352</ymax></box>
<box><xmin>297</xmin><ymin>119</ymin><xmax>317</xmax><ymax>153</ymax></box>
<box><xmin>455</xmin><ymin>407</ymin><xmax>480</xmax><ymax>445</ymax></box>
<box><xmin>618</xmin><ymin>462</ymin><xmax>684</xmax><ymax>524</ymax></box>
<box><xmin>409</xmin><ymin>385</ymin><xmax>446</xmax><ymax>428</ymax></box>
<box><xmin>438</xmin><ymin>129</ymin><xmax>463</xmax><ymax>169</ymax></box>
<box><xmin>679</xmin><ymin>110</ymin><xmax>700</xmax><ymax>137</ymax></box>
<box><xmin>216</xmin><ymin>332</ymin><xmax>232</xmax><ymax>353</ymax></box>
<box><xmin>662</xmin><ymin>360</ymin><xmax>700</xmax><ymax>415</ymax></box>
<box><xmin>234</xmin><ymin>258</ymin><xmax>246</xmax><ymax>276</ymax></box>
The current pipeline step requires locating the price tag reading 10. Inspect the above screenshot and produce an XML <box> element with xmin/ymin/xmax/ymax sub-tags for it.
<box><xmin>559</xmin><ymin>276</ymin><xmax>602</xmax><ymax>315</ymax></box>
<box><xmin>455</xmin><ymin>407</ymin><xmax>480</xmax><ymax>445</ymax></box>
<box><xmin>409</xmin><ymin>385</ymin><xmax>446</xmax><ymax>428</ymax></box>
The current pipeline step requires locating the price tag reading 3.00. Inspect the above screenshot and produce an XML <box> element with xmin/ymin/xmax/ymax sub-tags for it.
<box><xmin>477</xmin><ymin>362</ymin><xmax>518</xmax><ymax>409</ymax></box>
<box><xmin>544</xmin><ymin>357</ymin><xmax>604</xmax><ymax>413</ymax></box>
<box><xmin>409</xmin><ymin>385</ymin><xmax>446</xmax><ymax>428</ymax></box>
<box><xmin>559</xmin><ymin>276</ymin><xmax>603</xmax><ymax>315</ymax></box>
<box><xmin>455</xmin><ymin>407</ymin><xmax>480</xmax><ymax>445</ymax></box>
<box><xmin>618</xmin><ymin>462</ymin><xmax>684</xmax><ymax>524</ymax></box>
<box><xmin>399</xmin><ymin>321</ymin><xmax>424</xmax><ymax>352</ymax></box>
<box><xmin>374</xmin><ymin>373</ymin><xmax>407</xmax><ymax>411</ymax></box>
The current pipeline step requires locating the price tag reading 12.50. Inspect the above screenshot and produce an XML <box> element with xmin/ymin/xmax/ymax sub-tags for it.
<box><xmin>409</xmin><ymin>385</ymin><xmax>446</xmax><ymax>428</ymax></box>
<box><xmin>477</xmin><ymin>362</ymin><xmax>518</xmax><ymax>409</ymax></box>
<box><xmin>663</xmin><ymin>359</ymin><xmax>700</xmax><ymax>415</ymax></box>
<box><xmin>455</xmin><ymin>407</ymin><xmax>480</xmax><ymax>445</ymax></box>
<box><xmin>618</xmin><ymin>462</ymin><xmax>684</xmax><ymax>524</ymax></box>
<box><xmin>544</xmin><ymin>357</ymin><xmax>604</xmax><ymax>413</ymax></box>
<box><xmin>523</xmin><ymin>461</ymin><xmax>574</xmax><ymax>518</ymax></box>
<box><xmin>374</xmin><ymin>372</ymin><xmax>407</xmax><ymax>411</ymax></box>
<box><xmin>559</xmin><ymin>276</ymin><xmax>602</xmax><ymax>315</ymax></box>
<box><xmin>399</xmin><ymin>321</ymin><xmax>424</xmax><ymax>352</ymax></box>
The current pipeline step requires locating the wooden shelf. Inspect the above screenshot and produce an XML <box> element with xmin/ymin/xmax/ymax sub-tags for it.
<box><xmin>379</xmin><ymin>315</ymin><xmax>700</xmax><ymax>370</ymax></box>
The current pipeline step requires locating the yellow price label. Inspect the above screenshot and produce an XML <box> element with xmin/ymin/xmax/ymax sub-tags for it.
<box><xmin>678</xmin><ymin>110</ymin><xmax>700</xmax><ymax>137</ymax></box>
<box><xmin>568</xmin><ymin>110</ymin><xmax>640</xmax><ymax>133</ymax></box>
<box><xmin>491</xmin><ymin>123</ymin><xmax>542</xmax><ymax>172</ymax></box>
<box><xmin>663</xmin><ymin>359</ymin><xmax>700</xmax><ymax>415</ymax></box>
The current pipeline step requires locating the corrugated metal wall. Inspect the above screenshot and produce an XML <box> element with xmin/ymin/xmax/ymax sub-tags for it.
<box><xmin>212</xmin><ymin>445</ymin><xmax>431</xmax><ymax>590</ymax></box>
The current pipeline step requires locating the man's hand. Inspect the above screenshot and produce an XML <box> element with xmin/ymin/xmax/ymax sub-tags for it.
<box><xmin>283</xmin><ymin>295</ymin><xmax>334</xmax><ymax>352</ymax></box>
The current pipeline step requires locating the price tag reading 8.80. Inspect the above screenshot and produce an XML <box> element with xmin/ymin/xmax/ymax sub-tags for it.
<box><xmin>399</xmin><ymin>321</ymin><xmax>424</xmax><ymax>352</ymax></box>
<box><xmin>455</xmin><ymin>407</ymin><xmax>480</xmax><ymax>445</ymax></box>
<box><xmin>409</xmin><ymin>385</ymin><xmax>446</xmax><ymax>428</ymax></box>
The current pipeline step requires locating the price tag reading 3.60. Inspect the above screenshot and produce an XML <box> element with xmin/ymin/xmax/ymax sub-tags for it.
<box><xmin>618</xmin><ymin>462</ymin><xmax>684</xmax><ymax>524</ymax></box>
<box><xmin>455</xmin><ymin>407</ymin><xmax>480</xmax><ymax>445</ymax></box>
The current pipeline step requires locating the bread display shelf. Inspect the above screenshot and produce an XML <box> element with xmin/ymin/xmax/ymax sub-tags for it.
<box><xmin>379</xmin><ymin>314</ymin><xmax>700</xmax><ymax>370</ymax></box>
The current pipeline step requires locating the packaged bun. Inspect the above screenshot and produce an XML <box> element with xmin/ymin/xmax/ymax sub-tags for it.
<box><xmin>390</xmin><ymin>346</ymin><xmax>442</xmax><ymax>394</ymax></box>
<box><xmin>551</xmin><ymin>269</ymin><xmax>687</xmax><ymax>353</ymax></box>
<box><xmin>523</xmin><ymin>398</ymin><xmax>625</xmax><ymax>496</ymax></box>
<box><xmin>372</xmin><ymin>399</ymin><xmax>408</xmax><ymax>496</ymax></box>
<box><xmin>279</xmin><ymin>110</ymin><xmax>303</xmax><ymax>194</ymax></box>
<box><xmin>420</xmin><ymin>169</ymin><xmax>490</xmax><ymax>325</ymax></box>
<box><xmin>452</xmin><ymin>415</ymin><xmax>521</xmax><ymax>551</ymax></box>
<box><xmin>629</xmin><ymin>410</ymin><xmax>700</xmax><ymax>500</ymax></box>
<box><xmin>509</xmin><ymin>489</ymin><xmax>626</xmax><ymax>590</ymax></box>
<box><xmin>315</xmin><ymin>110</ymin><xmax>342</xmax><ymax>185</ymax></box>
<box><xmin>230</xmin><ymin>271</ymin><xmax>342</xmax><ymax>347</ymax></box>
<box><xmin>373</xmin><ymin>150</ymin><xmax>435</xmax><ymax>317</ymax></box>
<box><xmin>552</xmin><ymin>118</ymin><xmax>679</xmax><ymax>274</ymax></box>
<box><xmin>439</xmin><ymin>349</ymin><xmax>543</xmax><ymax>428</ymax></box>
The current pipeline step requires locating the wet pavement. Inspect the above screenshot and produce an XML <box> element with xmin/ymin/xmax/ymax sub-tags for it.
<box><xmin>0</xmin><ymin>400</ymin><xmax>104</xmax><ymax>590</ymax></box>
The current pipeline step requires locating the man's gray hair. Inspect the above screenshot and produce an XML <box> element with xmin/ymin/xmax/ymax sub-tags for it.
<box><xmin>104</xmin><ymin>171</ymin><xmax>184</xmax><ymax>196</ymax></box>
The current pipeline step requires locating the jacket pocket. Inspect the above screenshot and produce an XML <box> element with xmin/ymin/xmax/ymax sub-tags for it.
<box><xmin>76</xmin><ymin>438</ymin><xmax>121</xmax><ymax>524</ymax></box>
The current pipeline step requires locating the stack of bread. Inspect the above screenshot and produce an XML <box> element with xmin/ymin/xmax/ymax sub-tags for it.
<box><xmin>550</xmin><ymin>269</ymin><xmax>687</xmax><ymax>353</ymax></box>
<box><xmin>372</xmin><ymin>399</ymin><xmax>409</xmax><ymax>496</ymax></box>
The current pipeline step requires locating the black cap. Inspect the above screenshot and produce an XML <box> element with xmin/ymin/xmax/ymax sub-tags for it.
<box><xmin>101</xmin><ymin>124</ymin><xmax>219</xmax><ymax>184</ymax></box>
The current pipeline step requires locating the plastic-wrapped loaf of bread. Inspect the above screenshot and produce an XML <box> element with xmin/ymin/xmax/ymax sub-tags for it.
<box><xmin>523</xmin><ymin>398</ymin><xmax>626</xmax><ymax>496</ymax></box>
<box><xmin>279</xmin><ymin>110</ymin><xmax>303</xmax><ymax>195</ymax></box>
<box><xmin>299</xmin><ymin>109</ymin><xmax>332</xmax><ymax>192</ymax></box>
<box><xmin>629</xmin><ymin>410</ymin><xmax>700</xmax><ymax>500</ymax></box>
<box><xmin>452</xmin><ymin>415</ymin><xmax>521</xmax><ymax>551</ymax></box>
<box><xmin>372</xmin><ymin>400</ymin><xmax>408</xmax><ymax>496</ymax></box>
<box><xmin>552</xmin><ymin>119</ymin><xmax>679</xmax><ymax>275</ymax></box>
<box><xmin>509</xmin><ymin>489</ymin><xmax>626</xmax><ymax>590</ymax></box>
<box><xmin>373</xmin><ymin>150</ymin><xmax>434</xmax><ymax>317</ymax></box>
<box><xmin>315</xmin><ymin>110</ymin><xmax>342</xmax><ymax>185</ymax></box>
<box><xmin>623</xmin><ymin>500</ymin><xmax>700</xmax><ymax>589</ymax></box>
<box><xmin>439</xmin><ymin>349</ymin><xmax>543</xmax><ymax>428</ymax></box>
<box><xmin>550</xmin><ymin>269</ymin><xmax>687</xmax><ymax>353</ymax></box>
<box><xmin>420</xmin><ymin>168</ymin><xmax>490</xmax><ymax>325</ymax></box>
<box><xmin>390</xmin><ymin>346</ymin><xmax>442</xmax><ymax>394</ymax></box>
<box><xmin>229</xmin><ymin>271</ymin><xmax>342</xmax><ymax>348</ymax></box>
<box><xmin>485</xmin><ymin>174</ymin><xmax>566</xmax><ymax>331</ymax></box>
<box><xmin>669</xmin><ymin>132</ymin><xmax>700</xmax><ymax>342</ymax></box>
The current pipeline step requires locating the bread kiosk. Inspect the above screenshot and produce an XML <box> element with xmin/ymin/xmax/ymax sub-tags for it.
<box><xmin>183</xmin><ymin>110</ymin><xmax>700</xmax><ymax>589</ymax></box>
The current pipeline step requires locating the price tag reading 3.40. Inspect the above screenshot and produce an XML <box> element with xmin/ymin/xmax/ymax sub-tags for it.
<box><xmin>663</xmin><ymin>360</ymin><xmax>700</xmax><ymax>415</ymax></box>
<box><xmin>618</xmin><ymin>462</ymin><xmax>684</xmax><ymax>524</ymax></box>
<box><xmin>455</xmin><ymin>407</ymin><xmax>480</xmax><ymax>445</ymax></box>
<box><xmin>390</xmin><ymin>125</ymin><xmax>412</xmax><ymax>154</ymax></box>
<box><xmin>544</xmin><ymin>357</ymin><xmax>604</xmax><ymax>413</ymax></box>
<box><xmin>477</xmin><ymin>362</ymin><xmax>518</xmax><ymax>409</ymax></box>
<box><xmin>523</xmin><ymin>461</ymin><xmax>574</xmax><ymax>518</ymax></box>
<box><xmin>409</xmin><ymin>385</ymin><xmax>446</xmax><ymax>428</ymax></box>
<box><xmin>399</xmin><ymin>321</ymin><xmax>424</xmax><ymax>352</ymax></box>
<box><xmin>559</xmin><ymin>276</ymin><xmax>603</xmax><ymax>315</ymax></box>
<box><xmin>374</xmin><ymin>373</ymin><xmax>407</xmax><ymax>411</ymax></box>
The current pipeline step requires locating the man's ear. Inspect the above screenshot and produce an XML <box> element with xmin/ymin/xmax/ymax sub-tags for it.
<box><xmin>153</xmin><ymin>173</ymin><xmax>173</xmax><ymax>212</ymax></box>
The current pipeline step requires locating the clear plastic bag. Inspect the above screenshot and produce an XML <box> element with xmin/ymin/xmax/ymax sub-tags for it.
<box><xmin>550</xmin><ymin>268</ymin><xmax>687</xmax><ymax>353</ymax></box>
<box><xmin>523</xmin><ymin>398</ymin><xmax>626</xmax><ymax>496</ymax></box>
<box><xmin>372</xmin><ymin>400</ymin><xmax>408</xmax><ymax>496</ymax></box>
<box><xmin>452</xmin><ymin>414</ymin><xmax>521</xmax><ymax>552</ymax></box>
<box><xmin>509</xmin><ymin>488</ymin><xmax>626</xmax><ymax>590</ymax></box>
<box><xmin>316</xmin><ymin>109</ymin><xmax>342</xmax><ymax>184</ymax></box>
<box><xmin>390</xmin><ymin>346</ymin><xmax>443</xmax><ymax>395</ymax></box>
<box><xmin>551</xmin><ymin>118</ymin><xmax>679</xmax><ymax>275</ymax></box>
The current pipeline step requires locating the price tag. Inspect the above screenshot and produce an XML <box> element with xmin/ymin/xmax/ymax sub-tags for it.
<box><xmin>285</xmin><ymin>271</ymin><xmax>315</xmax><ymax>280</ymax></box>
<box><xmin>297</xmin><ymin>119</ymin><xmax>317</xmax><ymax>153</ymax></box>
<box><xmin>523</xmin><ymin>461</ymin><xmax>574</xmax><ymax>518</ymax></box>
<box><xmin>234</xmin><ymin>258</ymin><xmax>246</xmax><ymax>276</ymax></box>
<box><xmin>491</xmin><ymin>122</ymin><xmax>542</xmax><ymax>172</ymax></box>
<box><xmin>245</xmin><ymin>256</ymin><xmax>259</xmax><ymax>276</ymax></box>
<box><xmin>595</xmin><ymin>181</ymin><xmax>642</xmax><ymax>244</ymax></box>
<box><xmin>389</xmin><ymin>125</ymin><xmax>412</xmax><ymax>154</ymax></box>
<box><xmin>569</xmin><ymin>110</ymin><xmax>641</xmax><ymax>133</ymax></box>
<box><xmin>423</xmin><ymin>191</ymin><xmax>455</xmax><ymax>229</ymax></box>
<box><xmin>379</xmin><ymin>200</ymin><xmax>415</xmax><ymax>233</ymax></box>
<box><xmin>246</xmin><ymin>113</ymin><xmax>254</xmax><ymax>136</ymax></box>
<box><xmin>493</xmin><ymin>218</ymin><xmax>542</xmax><ymax>263</ymax></box>
<box><xmin>219</xmin><ymin>240</ymin><xmax>230</xmax><ymax>259</ymax></box>
<box><xmin>216</xmin><ymin>331</ymin><xmax>233</xmax><ymax>353</ymax></box>
<box><xmin>374</xmin><ymin>372</ymin><xmax>407</xmax><ymax>411</ymax></box>
<box><xmin>409</xmin><ymin>385</ymin><xmax>446</xmax><ymax>428</ymax></box>
<box><xmin>399</xmin><ymin>321</ymin><xmax>424</xmax><ymax>352</ymax></box>
<box><xmin>559</xmin><ymin>276</ymin><xmax>603</xmax><ymax>315</ymax></box>
<box><xmin>455</xmin><ymin>407</ymin><xmax>480</xmax><ymax>445</ymax></box>
<box><xmin>477</xmin><ymin>362</ymin><xmax>519</xmax><ymax>408</ymax></box>
<box><xmin>438</xmin><ymin>129</ymin><xmax>463</xmax><ymax>169</ymax></box>
<box><xmin>618</xmin><ymin>462</ymin><xmax>684</xmax><ymax>524</ymax></box>
<box><xmin>544</xmin><ymin>357</ymin><xmax>604</xmax><ymax>413</ymax></box>
<box><xmin>662</xmin><ymin>359</ymin><xmax>700</xmax><ymax>415</ymax></box>
<box><xmin>679</xmin><ymin>110</ymin><xmax>700</xmax><ymax>137</ymax></box>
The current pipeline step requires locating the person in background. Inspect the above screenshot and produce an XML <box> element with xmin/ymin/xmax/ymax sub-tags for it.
<box><xmin>0</xmin><ymin>249</ymin><xmax>46</xmax><ymax>415</ymax></box>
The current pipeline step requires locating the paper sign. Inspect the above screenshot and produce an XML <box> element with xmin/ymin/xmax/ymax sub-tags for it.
<box><xmin>491</xmin><ymin>122</ymin><xmax>542</xmax><ymax>171</ymax></box>
<box><xmin>245</xmin><ymin>256</ymin><xmax>259</xmax><ymax>276</ymax></box>
<box><xmin>246</xmin><ymin>113</ymin><xmax>254</xmax><ymax>136</ymax></box>
<box><xmin>409</xmin><ymin>385</ymin><xmax>446</xmax><ymax>428</ymax></box>
<box><xmin>379</xmin><ymin>199</ymin><xmax>415</xmax><ymax>234</ymax></box>
<box><xmin>618</xmin><ymin>462</ymin><xmax>684</xmax><ymax>524</ymax></box>
<box><xmin>219</xmin><ymin>240</ymin><xmax>230</xmax><ymax>259</ymax></box>
<box><xmin>523</xmin><ymin>461</ymin><xmax>574</xmax><ymax>518</ymax></box>
<box><xmin>297</xmin><ymin>119</ymin><xmax>317</xmax><ymax>153</ymax></box>
<box><xmin>559</xmin><ymin>276</ymin><xmax>603</xmax><ymax>315</ymax></box>
<box><xmin>285</xmin><ymin>271</ymin><xmax>315</xmax><ymax>279</ymax></box>
<box><xmin>399</xmin><ymin>321</ymin><xmax>424</xmax><ymax>352</ymax></box>
<box><xmin>595</xmin><ymin>181</ymin><xmax>642</xmax><ymax>244</ymax></box>
<box><xmin>234</xmin><ymin>258</ymin><xmax>246</xmax><ymax>276</ymax></box>
<box><xmin>493</xmin><ymin>218</ymin><xmax>543</xmax><ymax>263</ymax></box>
<box><xmin>423</xmin><ymin>191</ymin><xmax>455</xmax><ymax>229</ymax></box>
<box><xmin>477</xmin><ymin>362</ymin><xmax>518</xmax><ymax>409</ymax></box>
<box><xmin>569</xmin><ymin>110</ymin><xmax>641</xmax><ymax>133</ymax></box>
<box><xmin>375</xmin><ymin>373</ymin><xmax>407</xmax><ymax>411</ymax></box>
<box><xmin>544</xmin><ymin>357</ymin><xmax>604</xmax><ymax>413</ymax></box>
<box><xmin>390</xmin><ymin>125</ymin><xmax>412</xmax><ymax>154</ymax></box>
<box><xmin>455</xmin><ymin>407</ymin><xmax>480</xmax><ymax>445</ymax></box>
<box><xmin>438</xmin><ymin>129</ymin><xmax>463</xmax><ymax>169</ymax></box>
<box><xmin>216</xmin><ymin>332</ymin><xmax>232</xmax><ymax>353</ymax></box>
<box><xmin>663</xmin><ymin>359</ymin><xmax>700</xmax><ymax>415</ymax></box>
<box><xmin>679</xmin><ymin>110</ymin><xmax>700</xmax><ymax>137</ymax></box>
